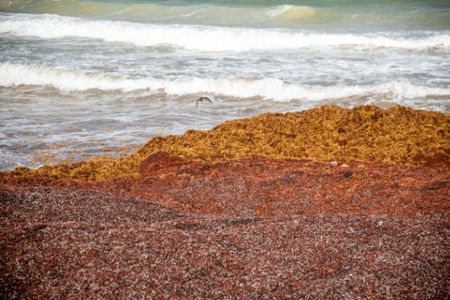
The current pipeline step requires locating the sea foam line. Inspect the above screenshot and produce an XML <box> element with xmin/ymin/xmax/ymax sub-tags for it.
<box><xmin>0</xmin><ymin>14</ymin><xmax>449</xmax><ymax>51</ymax></box>
<box><xmin>1</xmin><ymin>63</ymin><xmax>449</xmax><ymax>102</ymax></box>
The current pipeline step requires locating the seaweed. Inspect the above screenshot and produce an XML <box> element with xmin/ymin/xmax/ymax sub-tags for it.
<box><xmin>2</xmin><ymin>105</ymin><xmax>448</xmax><ymax>181</ymax></box>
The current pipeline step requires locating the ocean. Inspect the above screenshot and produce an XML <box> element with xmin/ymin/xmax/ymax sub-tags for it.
<box><xmin>0</xmin><ymin>0</ymin><xmax>449</xmax><ymax>170</ymax></box>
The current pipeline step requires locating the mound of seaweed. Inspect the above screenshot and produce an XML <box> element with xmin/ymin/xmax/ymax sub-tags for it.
<box><xmin>2</xmin><ymin>105</ymin><xmax>448</xmax><ymax>181</ymax></box>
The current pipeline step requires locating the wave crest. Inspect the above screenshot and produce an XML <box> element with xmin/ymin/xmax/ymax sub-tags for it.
<box><xmin>1</xmin><ymin>63</ymin><xmax>448</xmax><ymax>102</ymax></box>
<box><xmin>1</xmin><ymin>14</ymin><xmax>449</xmax><ymax>52</ymax></box>
<box><xmin>267</xmin><ymin>5</ymin><xmax>324</xmax><ymax>23</ymax></box>
<box><xmin>0</xmin><ymin>1</ymin><xmax>326</xmax><ymax>25</ymax></box>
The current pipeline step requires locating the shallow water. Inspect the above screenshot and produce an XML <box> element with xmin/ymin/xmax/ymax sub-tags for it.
<box><xmin>0</xmin><ymin>0</ymin><xmax>449</xmax><ymax>170</ymax></box>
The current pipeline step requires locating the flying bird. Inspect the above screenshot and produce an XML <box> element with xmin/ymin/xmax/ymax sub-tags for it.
<box><xmin>196</xmin><ymin>96</ymin><xmax>213</xmax><ymax>109</ymax></box>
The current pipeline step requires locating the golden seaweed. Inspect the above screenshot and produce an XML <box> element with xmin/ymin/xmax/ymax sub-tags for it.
<box><xmin>2</xmin><ymin>105</ymin><xmax>448</xmax><ymax>181</ymax></box>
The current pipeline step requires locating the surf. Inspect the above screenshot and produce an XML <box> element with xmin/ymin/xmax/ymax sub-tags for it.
<box><xmin>0</xmin><ymin>1</ymin><xmax>334</xmax><ymax>26</ymax></box>
<box><xmin>2</xmin><ymin>0</ymin><xmax>449</xmax><ymax>29</ymax></box>
<box><xmin>1</xmin><ymin>63</ymin><xmax>449</xmax><ymax>102</ymax></box>
<box><xmin>1</xmin><ymin>14</ymin><xmax>449</xmax><ymax>52</ymax></box>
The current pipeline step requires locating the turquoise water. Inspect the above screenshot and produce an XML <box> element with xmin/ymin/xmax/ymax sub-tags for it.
<box><xmin>0</xmin><ymin>0</ymin><xmax>449</xmax><ymax>170</ymax></box>
<box><xmin>2</xmin><ymin>0</ymin><xmax>450</xmax><ymax>29</ymax></box>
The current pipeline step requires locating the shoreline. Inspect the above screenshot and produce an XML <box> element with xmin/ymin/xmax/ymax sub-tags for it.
<box><xmin>2</xmin><ymin>104</ymin><xmax>448</xmax><ymax>181</ymax></box>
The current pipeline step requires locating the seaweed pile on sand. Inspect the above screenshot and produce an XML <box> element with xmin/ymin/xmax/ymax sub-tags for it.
<box><xmin>2</xmin><ymin>105</ymin><xmax>448</xmax><ymax>181</ymax></box>
<box><xmin>1</xmin><ymin>105</ymin><xmax>449</xmax><ymax>299</ymax></box>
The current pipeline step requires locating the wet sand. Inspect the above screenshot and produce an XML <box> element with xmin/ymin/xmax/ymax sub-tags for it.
<box><xmin>1</xmin><ymin>105</ymin><xmax>449</xmax><ymax>298</ymax></box>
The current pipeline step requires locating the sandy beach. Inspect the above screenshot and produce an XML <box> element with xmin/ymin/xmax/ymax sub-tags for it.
<box><xmin>1</xmin><ymin>105</ymin><xmax>449</xmax><ymax>298</ymax></box>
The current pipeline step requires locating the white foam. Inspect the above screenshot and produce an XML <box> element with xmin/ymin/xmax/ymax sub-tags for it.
<box><xmin>1</xmin><ymin>63</ymin><xmax>449</xmax><ymax>102</ymax></box>
<box><xmin>0</xmin><ymin>14</ymin><xmax>449</xmax><ymax>51</ymax></box>
<box><xmin>0</xmin><ymin>62</ymin><xmax>157</xmax><ymax>91</ymax></box>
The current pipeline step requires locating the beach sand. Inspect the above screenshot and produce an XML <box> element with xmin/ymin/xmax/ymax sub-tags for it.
<box><xmin>1</xmin><ymin>105</ymin><xmax>449</xmax><ymax>298</ymax></box>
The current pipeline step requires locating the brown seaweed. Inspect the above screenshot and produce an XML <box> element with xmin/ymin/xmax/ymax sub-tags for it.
<box><xmin>2</xmin><ymin>105</ymin><xmax>448</xmax><ymax>181</ymax></box>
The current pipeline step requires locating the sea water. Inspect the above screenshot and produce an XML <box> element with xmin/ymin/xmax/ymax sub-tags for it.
<box><xmin>0</xmin><ymin>0</ymin><xmax>449</xmax><ymax>170</ymax></box>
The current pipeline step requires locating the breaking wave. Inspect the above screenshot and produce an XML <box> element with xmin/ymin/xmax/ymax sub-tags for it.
<box><xmin>1</xmin><ymin>14</ymin><xmax>449</xmax><ymax>52</ymax></box>
<box><xmin>2</xmin><ymin>0</ymin><xmax>450</xmax><ymax>29</ymax></box>
<box><xmin>1</xmin><ymin>63</ymin><xmax>449</xmax><ymax>101</ymax></box>
<box><xmin>266</xmin><ymin>5</ymin><xmax>326</xmax><ymax>23</ymax></box>
<box><xmin>0</xmin><ymin>1</ymin><xmax>333</xmax><ymax>26</ymax></box>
